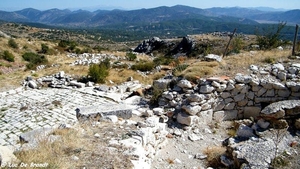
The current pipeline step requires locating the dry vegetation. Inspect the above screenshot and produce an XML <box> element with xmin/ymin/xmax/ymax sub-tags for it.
<box><xmin>14</xmin><ymin>121</ymin><xmax>137</xmax><ymax>169</ymax></box>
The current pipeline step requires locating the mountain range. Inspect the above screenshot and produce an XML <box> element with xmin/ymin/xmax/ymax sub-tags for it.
<box><xmin>0</xmin><ymin>5</ymin><xmax>299</xmax><ymax>41</ymax></box>
<box><xmin>0</xmin><ymin>5</ymin><xmax>299</xmax><ymax>27</ymax></box>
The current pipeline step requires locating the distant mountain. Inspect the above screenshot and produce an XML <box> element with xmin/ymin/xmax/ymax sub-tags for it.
<box><xmin>250</xmin><ymin>9</ymin><xmax>300</xmax><ymax>24</ymax></box>
<box><xmin>0</xmin><ymin>5</ymin><xmax>298</xmax><ymax>40</ymax></box>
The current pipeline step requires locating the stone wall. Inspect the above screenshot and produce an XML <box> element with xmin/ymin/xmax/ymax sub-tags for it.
<box><xmin>154</xmin><ymin>63</ymin><xmax>300</xmax><ymax>125</ymax></box>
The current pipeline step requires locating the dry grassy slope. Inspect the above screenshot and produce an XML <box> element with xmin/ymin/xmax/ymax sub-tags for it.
<box><xmin>0</xmin><ymin>28</ymin><xmax>294</xmax><ymax>93</ymax></box>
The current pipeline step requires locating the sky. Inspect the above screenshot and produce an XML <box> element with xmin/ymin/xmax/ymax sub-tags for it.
<box><xmin>0</xmin><ymin>0</ymin><xmax>299</xmax><ymax>11</ymax></box>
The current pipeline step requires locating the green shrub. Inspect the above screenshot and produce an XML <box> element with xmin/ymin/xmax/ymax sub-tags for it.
<box><xmin>256</xmin><ymin>22</ymin><xmax>286</xmax><ymax>50</ymax></box>
<box><xmin>126</xmin><ymin>52</ymin><xmax>137</xmax><ymax>61</ymax></box>
<box><xmin>2</xmin><ymin>50</ymin><xmax>15</xmax><ymax>62</ymax></box>
<box><xmin>40</xmin><ymin>43</ymin><xmax>49</xmax><ymax>54</ymax></box>
<box><xmin>263</xmin><ymin>57</ymin><xmax>276</xmax><ymax>64</ymax></box>
<box><xmin>88</xmin><ymin>59</ymin><xmax>110</xmax><ymax>83</ymax></box>
<box><xmin>22</xmin><ymin>52</ymin><xmax>48</xmax><ymax>70</ymax></box>
<box><xmin>8</xmin><ymin>38</ymin><xmax>18</xmax><ymax>49</ymax></box>
<box><xmin>131</xmin><ymin>61</ymin><xmax>155</xmax><ymax>72</ymax></box>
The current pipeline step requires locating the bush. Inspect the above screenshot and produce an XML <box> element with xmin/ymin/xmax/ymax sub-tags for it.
<box><xmin>2</xmin><ymin>50</ymin><xmax>15</xmax><ymax>62</ymax></box>
<box><xmin>256</xmin><ymin>22</ymin><xmax>286</xmax><ymax>50</ymax></box>
<box><xmin>126</xmin><ymin>52</ymin><xmax>137</xmax><ymax>61</ymax></box>
<box><xmin>131</xmin><ymin>61</ymin><xmax>155</xmax><ymax>72</ymax></box>
<box><xmin>88</xmin><ymin>59</ymin><xmax>110</xmax><ymax>83</ymax></box>
<box><xmin>40</xmin><ymin>44</ymin><xmax>49</xmax><ymax>54</ymax></box>
<box><xmin>22</xmin><ymin>52</ymin><xmax>48</xmax><ymax>70</ymax></box>
<box><xmin>8</xmin><ymin>38</ymin><xmax>18</xmax><ymax>49</ymax></box>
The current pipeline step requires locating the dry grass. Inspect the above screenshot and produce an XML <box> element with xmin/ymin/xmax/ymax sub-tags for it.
<box><xmin>203</xmin><ymin>146</ymin><xmax>227</xmax><ymax>168</ymax></box>
<box><xmin>174</xmin><ymin>60</ymin><xmax>219</xmax><ymax>82</ymax></box>
<box><xmin>220</xmin><ymin>49</ymin><xmax>291</xmax><ymax>77</ymax></box>
<box><xmin>14</xmin><ymin>122</ymin><xmax>136</xmax><ymax>169</ymax></box>
<box><xmin>15</xmin><ymin>128</ymin><xmax>81</xmax><ymax>169</ymax></box>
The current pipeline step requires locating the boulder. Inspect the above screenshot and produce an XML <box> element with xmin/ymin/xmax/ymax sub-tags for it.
<box><xmin>261</xmin><ymin>100</ymin><xmax>300</xmax><ymax>119</ymax></box>
<box><xmin>134</xmin><ymin>37</ymin><xmax>165</xmax><ymax>54</ymax></box>
<box><xmin>177</xmin><ymin>79</ymin><xmax>193</xmax><ymax>89</ymax></box>
<box><xmin>204</xmin><ymin>54</ymin><xmax>222</xmax><ymax>62</ymax></box>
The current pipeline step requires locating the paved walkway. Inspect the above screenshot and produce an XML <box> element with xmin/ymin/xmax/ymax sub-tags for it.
<box><xmin>0</xmin><ymin>87</ymin><xmax>118</xmax><ymax>148</ymax></box>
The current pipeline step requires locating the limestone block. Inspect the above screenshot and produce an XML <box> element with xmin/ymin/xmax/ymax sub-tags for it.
<box><xmin>277</xmin><ymin>89</ymin><xmax>291</xmax><ymax>97</ymax></box>
<box><xmin>213</xmin><ymin>100</ymin><xmax>225</xmax><ymax>111</ymax></box>
<box><xmin>243</xmin><ymin>107</ymin><xmax>261</xmax><ymax>119</ymax></box>
<box><xmin>197</xmin><ymin>109</ymin><xmax>213</xmax><ymax>124</ymax></box>
<box><xmin>247</xmin><ymin>91</ymin><xmax>255</xmax><ymax>100</ymax></box>
<box><xmin>224</xmin><ymin>102</ymin><xmax>236</xmax><ymax>110</ymax></box>
<box><xmin>237</xmin><ymin>99</ymin><xmax>248</xmax><ymax>107</ymax></box>
<box><xmin>220</xmin><ymin>92</ymin><xmax>231</xmax><ymax>99</ymax></box>
<box><xmin>182</xmin><ymin>105</ymin><xmax>202</xmax><ymax>115</ymax></box>
<box><xmin>177</xmin><ymin>79</ymin><xmax>192</xmax><ymax>89</ymax></box>
<box><xmin>256</xmin><ymin>87</ymin><xmax>267</xmax><ymax>97</ymax></box>
<box><xmin>176</xmin><ymin>113</ymin><xmax>199</xmax><ymax>126</ymax></box>
<box><xmin>264</xmin><ymin>89</ymin><xmax>275</xmax><ymax>97</ymax></box>
<box><xmin>188</xmin><ymin>94</ymin><xmax>206</xmax><ymax>102</ymax></box>
<box><xmin>199</xmin><ymin>85</ymin><xmax>215</xmax><ymax>94</ymax></box>
<box><xmin>234</xmin><ymin>93</ymin><xmax>245</xmax><ymax>102</ymax></box>
<box><xmin>216</xmin><ymin>84</ymin><xmax>227</xmax><ymax>92</ymax></box>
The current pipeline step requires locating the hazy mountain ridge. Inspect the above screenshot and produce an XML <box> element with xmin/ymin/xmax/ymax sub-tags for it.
<box><xmin>1</xmin><ymin>5</ymin><xmax>298</xmax><ymax>27</ymax></box>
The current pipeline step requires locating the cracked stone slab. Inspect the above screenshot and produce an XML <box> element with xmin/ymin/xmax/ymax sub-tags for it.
<box><xmin>261</xmin><ymin>100</ymin><xmax>300</xmax><ymax>119</ymax></box>
<box><xmin>75</xmin><ymin>104</ymin><xmax>134</xmax><ymax>121</ymax></box>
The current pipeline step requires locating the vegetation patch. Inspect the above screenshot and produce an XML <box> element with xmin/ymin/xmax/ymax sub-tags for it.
<box><xmin>22</xmin><ymin>52</ymin><xmax>48</xmax><ymax>70</ymax></box>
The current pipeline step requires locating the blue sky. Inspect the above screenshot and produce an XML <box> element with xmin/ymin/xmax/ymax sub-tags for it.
<box><xmin>1</xmin><ymin>0</ymin><xmax>299</xmax><ymax>11</ymax></box>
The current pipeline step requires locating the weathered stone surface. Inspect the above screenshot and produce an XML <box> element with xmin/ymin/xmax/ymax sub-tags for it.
<box><xmin>177</xmin><ymin>113</ymin><xmax>199</xmax><ymax>126</ymax></box>
<box><xmin>182</xmin><ymin>105</ymin><xmax>201</xmax><ymax>115</ymax></box>
<box><xmin>187</xmin><ymin>94</ymin><xmax>206</xmax><ymax>102</ymax></box>
<box><xmin>153</xmin><ymin>78</ymin><xmax>172</xmax><ymax>91</ymax></box>
<box><xmin>214</xmin><ymin>100</ymin><xmax>225</xmax><ymax>111</ymax></box>
<box><xmin>28</xmin><ymin>80</ymin><xmax>38</xmax><ymax>89</ymax></box>
<box><xmin>0</xmin><ymin>146</ymin><xmax>18</xmax><ymax>166</ymax></box>
<box><xmin>204</xmin><ymin>54</ymin><xmax>222</xmax><ymax>62</ymax></box>
<box><xmin>243</xmin><ymin>107</ymin><xmax>261</xmax><ymax>119</ymax></box>
<box><xmin>261</xmin><ymin>100</ymin><xmax>300</xmax><ymax>118</ymax></box>
<box><xmin>235</xmin><ymin>74</ymin><xmax>252</xmax><ymax>84</ymax></box>
<box><xmin>197</xmin><ymin>109</ymin><xmax>213</xmax><ymax>124</ymax></box>
<box><xmin>220</xmin><ymin>92</ymin><xmax>231</xmax><ymax>99</ymax></box>
<box><xmin>224</xmin><ymin>102</ymin><xmax>236</xmax><ymax>110</ymax></box>
<box><xmin>231</xmin><ymin>138</ymin><xmax>276</xmax><ymax>168</ymax></box>
<box><xmin>177</xmin><ymin>79</ymin><xmax>192</xmax><ymax>89</ymax></box>
<box><xmin>69</xmin><ymin>81</ymin><xmax>85</xmax><ymax>88</ymax></box>
<box><xmin>19</xmin><ymin>128</ymin><xmax>54</xmax><ymax>144</ymax></box>
<box><xmin>257</xmin><ymin>119</ymin><xmax>270</xmax><ymax>129</ymax></box>
<box><xmin>199</xmin><ymin>85</ymin><xmax>214</xmax><ymax>94</ymax></box>
<box><xmin>234</xmin><ymin>93</ymin><xmax>245</xmax><ymax>102</ymax></box>
<box><xmin>277</xmin><ymin>89</ymin><xmax>291</xmax><ymax>97</ymax></box>
<box><xmin>76</xmin><ymin>104</ymin><xmax>133</xmax><ymax>121</ymax></box>
<box><xmin>236</xmin><ymin>124</ymin><xmax>256</xmax><ymax>138</ymax></box>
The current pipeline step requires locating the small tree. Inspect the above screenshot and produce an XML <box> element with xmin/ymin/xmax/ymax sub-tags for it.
<box><xmin>256</xmin><ymin>22</ymin><xmax>286</xmax><ymax>50</ymax></box>
<box><xmin>88</xmin><ymin>59</ymin><xmax>110</xmax><ymax>83</ymax></box>
<box><xmin>126</xmin><ymin>52</ymin><xmax>137</xmax><ymax>61</ymax></box>
<box><xmin>40</xmin><ymin>43</ymin><xmax>49</xmax><ymax>54</ymax></box>
<box><xmin>8</xmin><ymin>38</ymin><xmax>18</xmax><ymax>49</ymax></box>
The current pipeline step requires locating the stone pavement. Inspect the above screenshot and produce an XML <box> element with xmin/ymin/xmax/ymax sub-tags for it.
<box><xmin>0</xmin><ymin>87</ymin><xmax>120</xmax><ymax>148</ymax></box>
